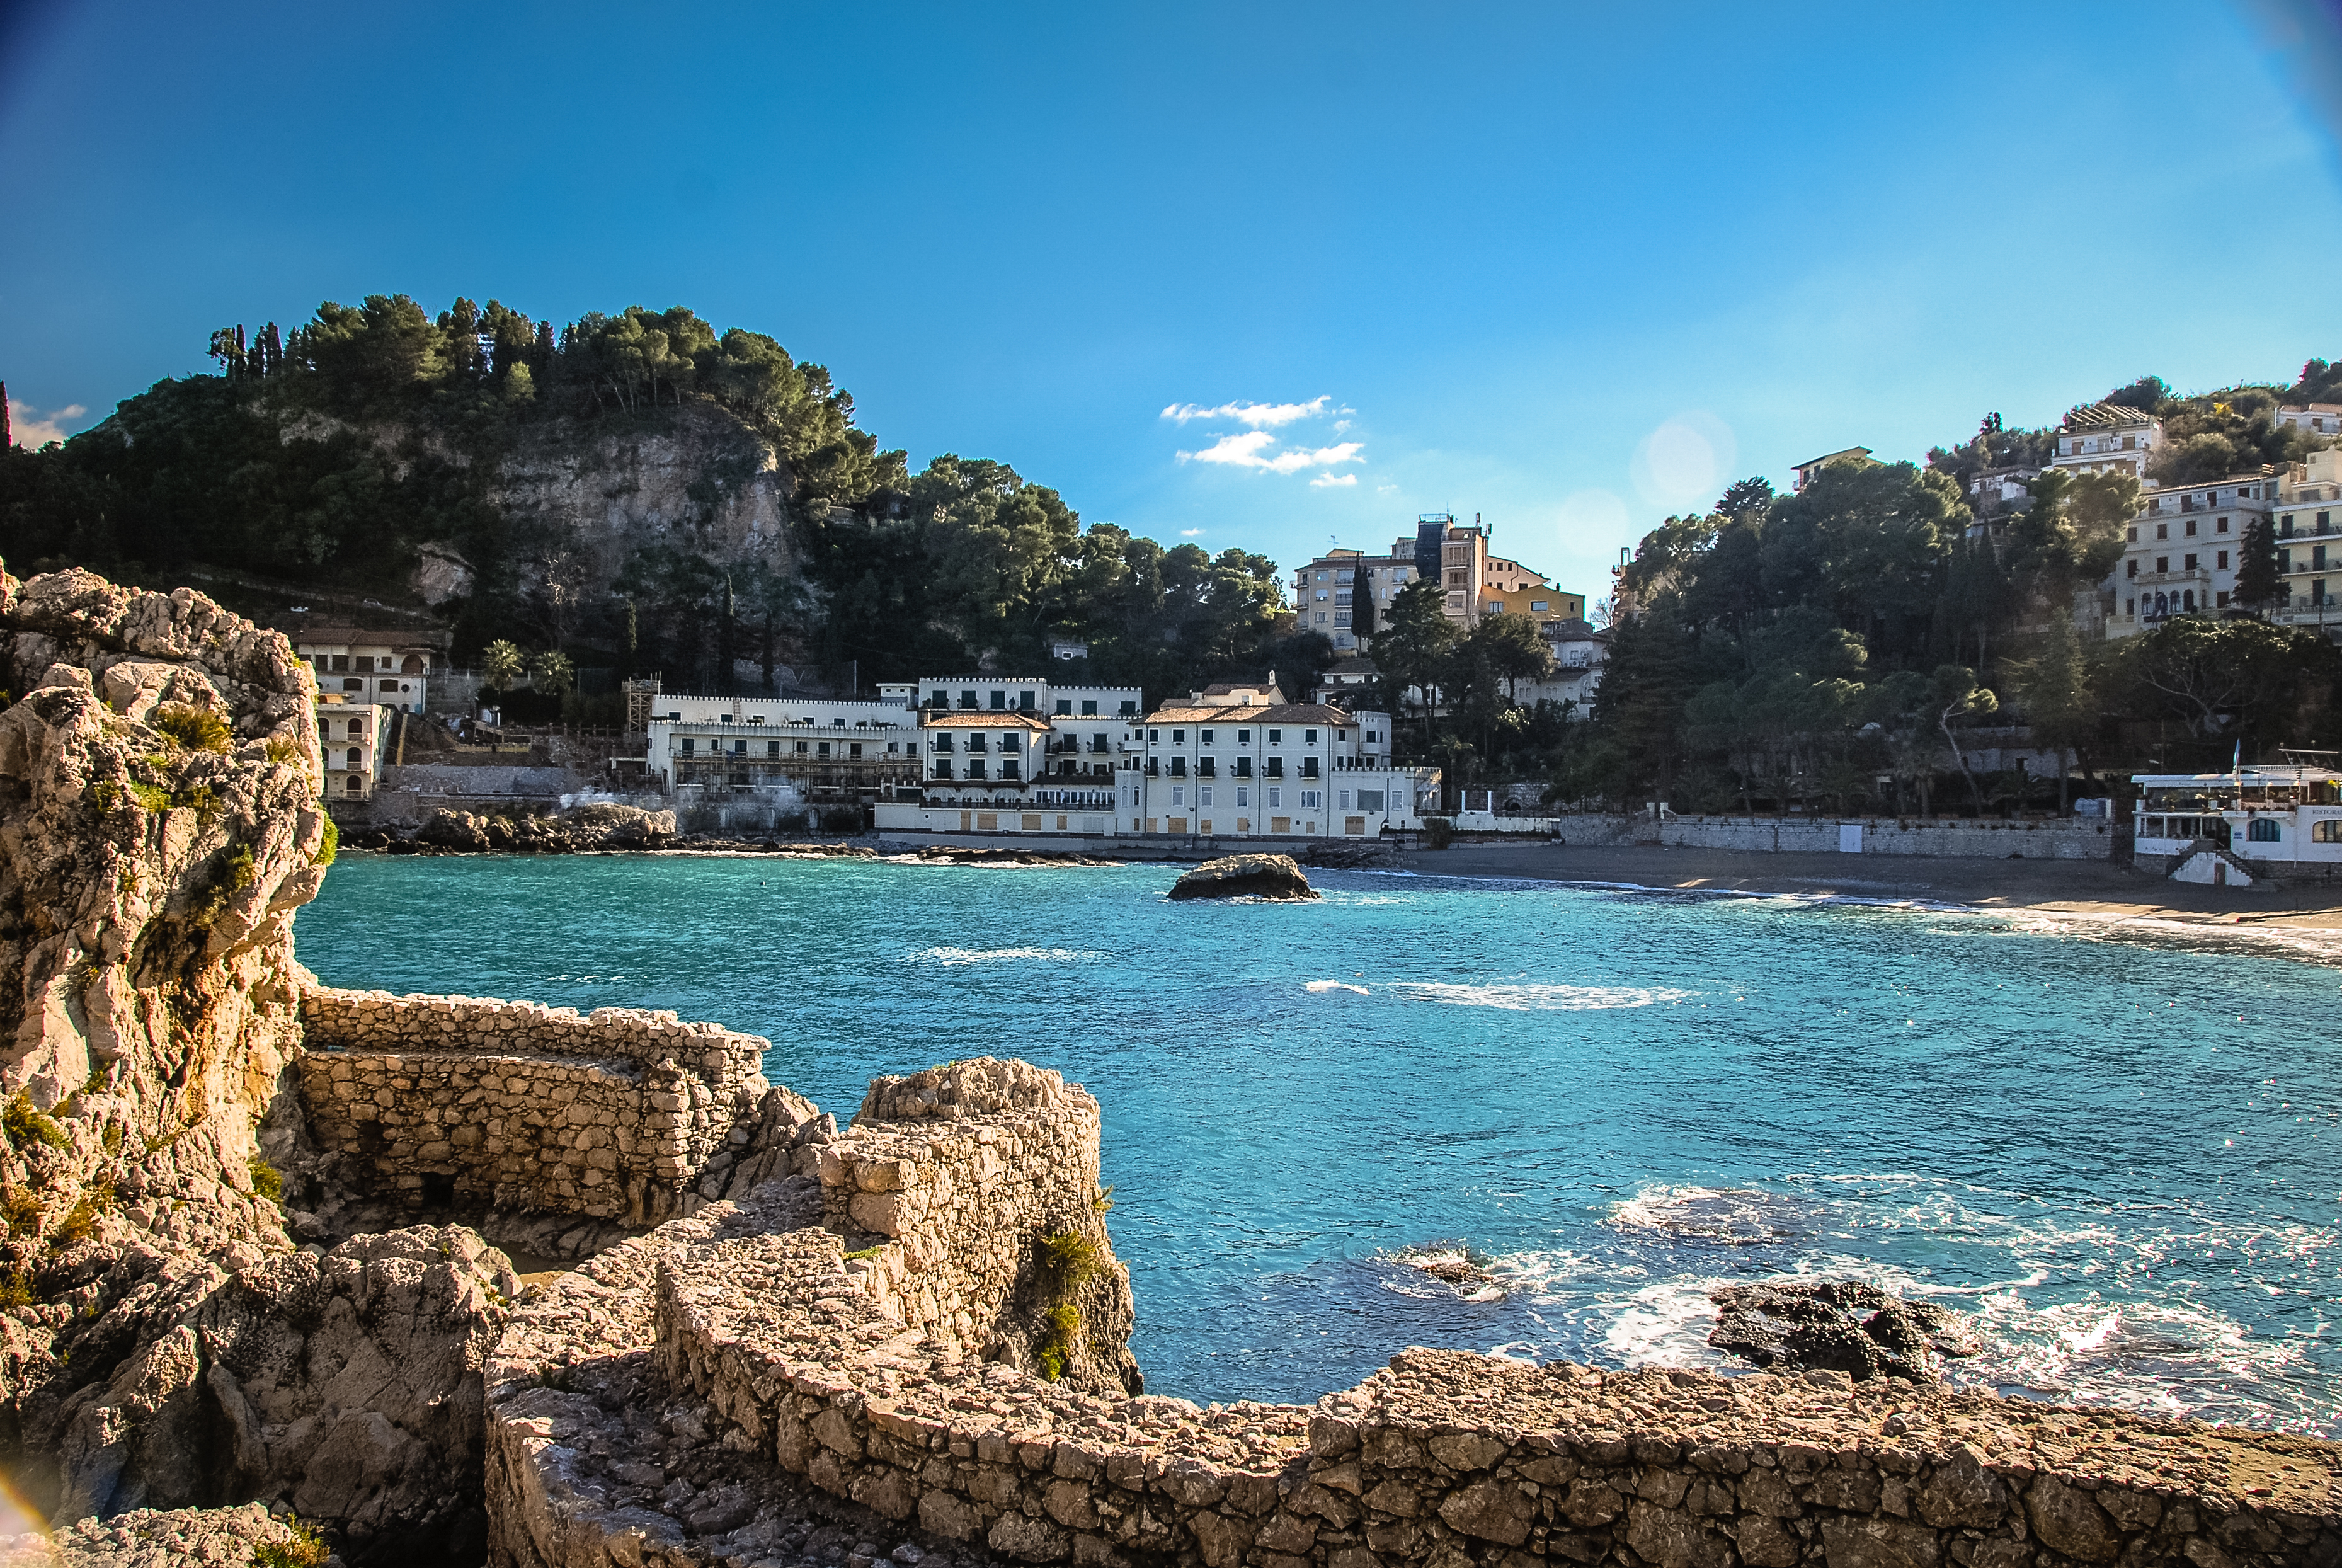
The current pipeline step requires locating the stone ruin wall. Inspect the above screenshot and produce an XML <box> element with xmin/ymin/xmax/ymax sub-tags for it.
<box><xmin>815</xmin><ymin>1063</ymin><xmax>1136</xmax><ymax>1376</ymax></box>
<box><xmin>296</xmin><ymin>988</ymin><xmax>816</xmax><ymax>1225</ymax></box>
<box><xmin>481</xmin><ymin>1059</ymin><xmax>2342</xmax><ymax>1568</ymax></box>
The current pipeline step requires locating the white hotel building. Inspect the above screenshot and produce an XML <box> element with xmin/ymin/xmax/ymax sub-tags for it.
<box><xmin>855</xmin><ymin>676</ymin><xmax>1437</xmax><ymax>841</ymax></box>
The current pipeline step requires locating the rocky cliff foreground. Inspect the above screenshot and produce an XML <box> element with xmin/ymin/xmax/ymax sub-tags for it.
<box><xmin>0</xmin><ymin>565</ymin><xmax>2339</xmax><ymax>1567</ymax></box>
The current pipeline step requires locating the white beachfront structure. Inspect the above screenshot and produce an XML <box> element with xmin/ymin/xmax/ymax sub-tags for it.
<box><xmin>2131</xmin><ymin>762</ymin><xmax>2342</xmax><ymax>879</ymax></box>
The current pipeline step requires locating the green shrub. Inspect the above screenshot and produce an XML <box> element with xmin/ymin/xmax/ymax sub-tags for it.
<box><xmin>314</xmin><ymin>815</ymin><xmax>339</xmax><ymax>867</ymax></box>
<box><xmin>1039</xmin><ymin>1231</ymin><xmax>1104</xmax><ymax>1291</ymax></box>
<box><xmin>1422</xmin><ymin>816</ymin><xmax>1454</xmax><ymax>850</ymax></box>
<box><xmin>129</xmin><ymin>782</ymin><xmax>173</xmax><ymax>812</ymax></box>
<box><xmin>225</xmin><ymin>843</ymin><xmax>256</xmax><ymax>891</ymax></box>
<box><xmin>52</xmin><ymin>1182</ymin><xmax>113</xmax><ymax>1247</ymax></box>
<box><xmin>3</xmin><ymin>1094</ymin><xmax>67</xmax><ymax>1152</ymax></box>
<box><xmin>2</xmin><ymin>1189</ymin><xmax>41</xmax><ymax>1238</ymax></box>
<box><xmin>252</xmin><ymin>1515</ymin><xmax>331</xmax><ymax>1568</ymax></box>
<box><xmin>264</xmin><ymin>735</ymin><xmax>300</xmax><ymax>764</ymax></box>
<box><xmin>101</xmin><ymin>1124</ymin><xmax>123</xmax><ymax>1156</ymax></box>
<box><xmin>842</xmin><ymin>1244</ymin><xmax>887</xmax><ymax>1262</ymax></box>
<box><xmin>248</xmin><ymin>1158</ymin><xmax>283</xmax><ymax>1205</ymax></box>
<box><xmin>0</xmin><ymin>1272</ymin><xmax>32</xmax><ymax>1310</ymax></box>
<box><xmin>151</xmin><ymin>703</ymin><xmax>233</xmax><ymax>753</ymax></box>
<box><xmin>1036</xmin><ymin>1302</ymin><xmax>1081</xmax><ymax>1382</ymax></box>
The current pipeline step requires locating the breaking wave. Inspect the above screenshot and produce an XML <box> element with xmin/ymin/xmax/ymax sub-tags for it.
<box><xmin>905</xmin><ymin>946</ymin><xmax>1103</xmax><ymax>966</ymax></box>
<box><xmin>1390</xmin><ymin>981</ymin><xmax>1693</xmax><ymax>1011</ymax></box>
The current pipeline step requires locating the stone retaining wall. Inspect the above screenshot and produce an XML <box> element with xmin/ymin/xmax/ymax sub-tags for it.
<box><xmin>297</xmin><ymin>988</ymin><xmax>814</xmax><ymax>1224</ymax></box>
<box><xmin>1536</xmin><ymin>816</ymin><xmax>2116</xmax><ymax>860</ymax></box>
<box><xmin>483</xmin><ymin>1056</ymin><xmax>2342</xmax><ymax>1568</ymax></box>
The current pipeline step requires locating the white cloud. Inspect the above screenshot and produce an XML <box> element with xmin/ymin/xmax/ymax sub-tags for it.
<box><xmin>1162</xmin><ymin>396</ymin><xmax>1330</xmax><ymax>428</ymax></box>
<box><xmin>1180</xmin><ymin>527</ymin><xmax>1205</xmax><ymax>536</ymax></box>
<box><xmin>1180</xmin><ymin>430</ymin><xmax>1279</xmax><ymax>466</ymax></box>
<box><xmin>1179</xmin><ymin>433</ymin><xmax>1366</xmax><ymax>475</ymax></box>
<box><xmin>9</xmin><ymin>398</ymin><xmax>88</xmax><ymax>449</ymax></box>
<box><xmin>1309</xmin><ymin>472</ymin><xmax>1358</xmax><ymax>488</ymax></box>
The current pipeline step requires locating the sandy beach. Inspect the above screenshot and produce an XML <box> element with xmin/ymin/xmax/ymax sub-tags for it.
<box><xmin>1397</xmin><ymin>840</ymin><xmax>2342</xmax><ymax>933</ymax></box>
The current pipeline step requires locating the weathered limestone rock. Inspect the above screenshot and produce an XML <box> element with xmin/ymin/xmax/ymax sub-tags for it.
<box><xmin>0</xmin><ymin>566</ymin><xmax>515</xmax><ymax>1564</ymax></box>
<box><xmin>1707</xmin><ymin>1279</ymin><xmax>1978</xmax><ymax>1382</ymax></box>
<box><xmin>1167</xmin><ymin>854</ymin><xmax>1318</xmax><ymax>901</ymax></box>
<box><xmin>0</xmin><ymin>1501</ymin><xmax>327</xmax><ymax>1565</ymax></box>
<box><xmin>406</xmin><ymin>804</ymin><xmax>676</xmax><ymax>854</ymax></box>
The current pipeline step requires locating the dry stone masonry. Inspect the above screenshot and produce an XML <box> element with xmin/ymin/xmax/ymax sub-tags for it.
<box><xmin>480</xmin><ymin>1056</ymin><xmax>2342</xmax><ymax>1568</ymax></box>
<box><xmin>299</xmin><ymin>988</ymin><xmax>815</xmax><ymax>1225</ymax></box>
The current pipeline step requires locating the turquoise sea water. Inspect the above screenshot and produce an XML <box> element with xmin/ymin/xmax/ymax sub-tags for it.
<box><xmin>296</xmin><ymin>854</ymin><xmax>2342</xmax><ymax>1431</ymax></box>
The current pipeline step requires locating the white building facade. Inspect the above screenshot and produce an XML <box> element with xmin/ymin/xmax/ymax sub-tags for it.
<box><xmin>2106</xmin><ymin>472</ymin><xmax>2276</xmax><ymax>636</ymax></box>
<box><xmin>294</xmin><ymin>631</ymin><xmax>433</xmax><ymax>714</ymax></box>
<box><xmin>2052</xmin><ymin>404</ymin><xmax>2162</xmax><ymax>481</ymax></box>
<box><xmin>1292</xmin><ymin>546</ymin><xmax>1420</xmax><ymax>654</ymax></box>
<box><xmin>2275</xmin><ymin>450</ymin><xmax>2342</xmax><ymax>636</ymax></box>
<box><xmin>871</xmin><ymin>677</ymin><xmax>1439</xmax><ymax>841</ymax></box>
<box><xmin>1133</xmin><ymin>680</ymin><xmax>1434</xmax><ymax>839</ymax></box>
<box><xmin>316</xmin><ymin>696</ymin><xmax>387</xmax><ymax>802</ymax></box>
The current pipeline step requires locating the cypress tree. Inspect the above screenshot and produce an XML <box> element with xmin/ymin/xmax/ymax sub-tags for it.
<box><xmin>1350</xmin><ymin>556</ymin><xmax>1373</xmax><ymax>641</ymax></box>
<box><xmin>2236</xmin><ymin>515</ymin><xmax>2282</xmax><ymax>613</ymax></box>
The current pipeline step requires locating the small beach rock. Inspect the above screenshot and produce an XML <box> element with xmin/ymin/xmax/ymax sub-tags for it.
<box><xmin>1168</xmin><ymin>853</ymin><xmax>1320</xmax><ymax>901</ymax></box>
<box><xmin>1708</xmin><ymin>1279</ymin><xmax>1977</xmax><ymax>1382</ymax></box>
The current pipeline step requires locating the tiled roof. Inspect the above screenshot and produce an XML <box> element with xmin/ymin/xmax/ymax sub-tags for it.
<box><xmin>1143</xmin><ymin>702</ymin><xmax>1356</xmax><ymax>726</ymax></box>
<box><xmin>919</xmin><ymin>711</ymin><xmax>1054</xmax><ymax>730</ymax></box>
<box><xmin>1324</xmin><ymin>656</ymin><xmax>1379</xmax><ymax>675</ymax></box>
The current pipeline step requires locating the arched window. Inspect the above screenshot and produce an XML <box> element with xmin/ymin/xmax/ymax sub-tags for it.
<box><xmin>2314</xmin><ymin>820</ymin><xmax>2342</xmax><ymax>844</ymax></box>
<box><xmin>2248</xmin><ymin>818</ymin><xmax>2282</xmax><ymax>842</ymax></box>
<box><xmin>344</xmin><ymin>775</ymin><xmax>362</xmax><ymax>793</ymax></box>
<box><xmin>401</xmin><ymin>654</ymin><xmax>425</xmax><ymax>674</ymax></box>
<box><xmin>345</xmin><ymin>747</ymin><xmax>361</xmax><ymax>767</ymax></box>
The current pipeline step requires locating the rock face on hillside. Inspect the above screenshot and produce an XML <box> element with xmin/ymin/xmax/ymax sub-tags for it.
<box><xmin>0</xmin><ymin>565</ymin><xmax>516</xmax><ymax>1564</ymax></box>
<box><xmin>411</xmin><ymin>403</ymin><xmax>796</xmax><ymax>607</ymax></box>
<box><xmin>1167</xmin><ymin>852</ymin><xmax>1319</xmax><ymax>901</ymax></box>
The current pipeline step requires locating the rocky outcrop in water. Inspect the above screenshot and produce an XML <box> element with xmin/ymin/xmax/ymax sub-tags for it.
<box><xmin>1707</xmin><ymin>1279</ymin><xmax>1979</xmax><ymax>1382</ymax></box>
<box><xmin>1167</xmin><ymin>852</ymin><xmax>1319</xmax><ymax>901</ymax></box>
<box><xmin>391</xmin><ymin>803</ymin><xmax>677</xmax><ymax>853</ymax></box>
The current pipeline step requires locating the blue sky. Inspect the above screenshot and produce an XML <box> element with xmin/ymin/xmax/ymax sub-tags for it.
<box><xmin>5</xmin><ymin>1</ymin><xmax>2342</xmax><ymax>604</ymax></box>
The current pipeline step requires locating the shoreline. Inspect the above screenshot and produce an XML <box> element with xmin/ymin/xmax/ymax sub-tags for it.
<box><xmin>1393</xmin><ymin>840</ymin><xmax>2342</xmax><ymax>934</ymax></box>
